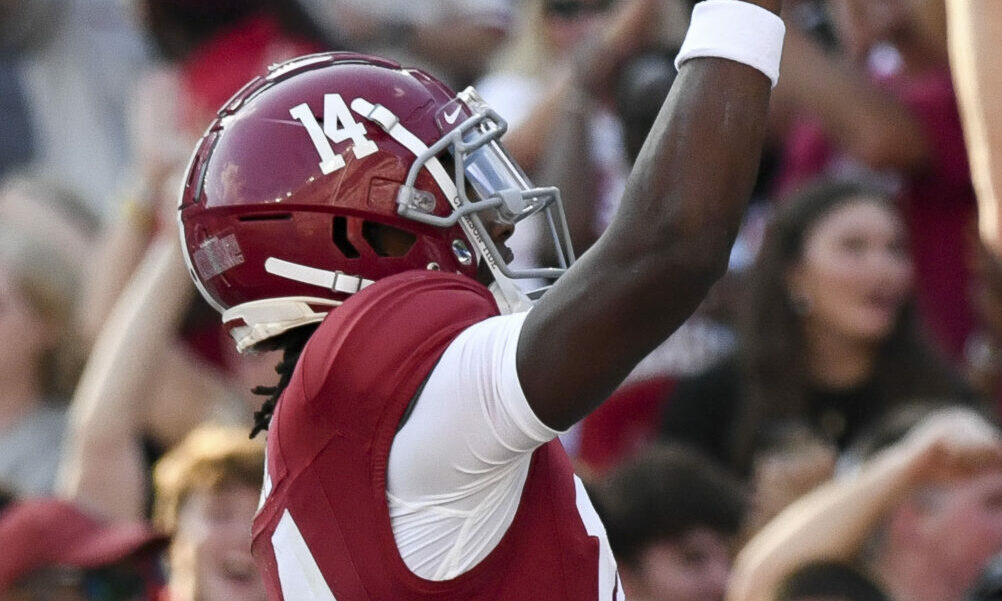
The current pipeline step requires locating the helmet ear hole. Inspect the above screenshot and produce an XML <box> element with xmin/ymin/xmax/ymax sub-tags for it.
<box><xmin>363</xmin><ymin>221</ymin><xmax>417</xmax><ymax>258</ymax></box>
<box><xmin>332</xmin><ymin>216</ymin><xmax>360</xmax><ymax>258</ymax></box>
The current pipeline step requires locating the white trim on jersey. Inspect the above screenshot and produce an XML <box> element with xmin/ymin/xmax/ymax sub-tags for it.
<box><xmin>574</xmin><ymin>475</ymin><xmax>626</xmax><ymax>601</ymax></box>
<box><xmin>273</xmin><ymin>509</ymin><xmax>339</xmax><ymax>600</ymax></box>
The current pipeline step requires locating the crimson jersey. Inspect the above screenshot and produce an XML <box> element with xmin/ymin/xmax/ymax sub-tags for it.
<box><xmin>252</xmin><ymin>271</ymin><xmax>616</xmax><ymax>601</ymax></box>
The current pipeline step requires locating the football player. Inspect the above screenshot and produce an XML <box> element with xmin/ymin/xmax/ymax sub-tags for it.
<box><xmin>177</xmin><ymin>1</ymin><xmax>785</xmax><ymax>598</ymax></box>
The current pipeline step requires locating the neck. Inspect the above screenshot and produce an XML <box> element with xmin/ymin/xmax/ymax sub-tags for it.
<box><xmin>0</xmin><ymin>373</ymin><xmax>42</xmax><ymax>430</ymax></box>
<box><xmin>803</xmin><ymin>324</ymin><xmax>878</xmax><ymax>389</ymax></box>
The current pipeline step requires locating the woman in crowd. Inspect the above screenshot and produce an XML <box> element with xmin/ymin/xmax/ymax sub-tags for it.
<box><xmin>0</xmin><ymin>175</ymin><xmax>94</xmax><ymax>496</ymax></box>
<box><xmin>770</xmin><ymin>0</ymin><xmax>976</xmax><ymax>362</ymax></box>
<box><xmin>660</xmin><ymin>179</ymin><xmax>974</xmax><ymax>474</ymax></box>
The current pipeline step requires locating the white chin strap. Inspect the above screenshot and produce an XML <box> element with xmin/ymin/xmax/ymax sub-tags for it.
<box><xmin>224</xmin><ymin>296</ymin><xmax>339</xmax><ymax>353</ymax></box>
<box><xmin>224</xmin><ymin>258</ymin><xmax>375</xmax><ymax>352</ymax></box>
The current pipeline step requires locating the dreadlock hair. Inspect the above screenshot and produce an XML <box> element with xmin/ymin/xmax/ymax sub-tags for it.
<box><xmin>248</xmin><ymin>324</ymin><xmax>318</xmax><ymax>438</ymax></box>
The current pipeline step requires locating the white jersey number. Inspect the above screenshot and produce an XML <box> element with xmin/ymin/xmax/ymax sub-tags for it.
<box><xmin>290</xmin><ymin>94</ymin><xmax>378</xmax><ymax>175</ymax></box>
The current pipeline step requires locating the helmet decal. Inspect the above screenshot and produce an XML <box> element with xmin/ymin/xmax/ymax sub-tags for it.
<box><xmin>178</xmin><ymin>52</ymin><xmax>575</xmax><ymax>351</ymax></box>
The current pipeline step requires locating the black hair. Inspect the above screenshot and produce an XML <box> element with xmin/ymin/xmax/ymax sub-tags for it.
<box><xmin>846</xmin><ymin>400</ymin><xmax>995</xmax><ymax>462</ymax></box>
<box><xmin>249</xmin><ymin>325</ymin><xmax>317</xmax><ymax>438</ymax></box>
<box><xmin>612</xmin><ymin>46</ymin><xmax>680</xmax><ymax>163</ymax></box>
<box><xmin>731</xmin><ymin>178</ymin><xmax>971</xmax><ymax>470</ymax></box>
<box><xmin>592</xmin><ymin>444</ymin><xmax>747</xmax><ymax>567</ymax></box>
<box><xmin>776</xmin><ymin>560</ymin><xmax>890</xmax><ymax>601</ymax></box>
<box><xmin>0</xmin><ymin>485</ymin><xmax>15</xmax><ymax>513</ymax></box>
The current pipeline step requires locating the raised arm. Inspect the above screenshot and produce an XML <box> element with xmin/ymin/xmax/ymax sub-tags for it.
<box><xmin>499</xmin><ymin>0</ymin><xmax>663</xmax><ymax>172</ymax></box>
<box><xmin>727</xmin><ymin>407</ymin><xmax>1002</xmax><ymax>601</ymax></box>
<box><xmin>946</xmin><ymin>0</ymin><xmax>1002</xmax><ymax>257</ymax></box>
<box><xmin>518</xmin><ymin>0</ymin><xmax>783</xmax><ymax>430</ymax></box>
<box><xmin>770</xmin><ymin>26</ymin><xmax>931</xmax><ymax>171</ymax></box>
<box><xmin>57</xmin><ymin>235</ymin><xmax>240</xmax><ymax>521</ymax></box>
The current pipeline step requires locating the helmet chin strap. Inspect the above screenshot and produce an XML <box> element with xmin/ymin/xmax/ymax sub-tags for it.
<box><xmin>489</xmin><ymin>279</ymin><xmax>534</xmax><ymax>315</ymax></box>
<box><xmin>459</xmin><ymin>215</ymin><xmax>533</xmax><ymax>315</ymax></box>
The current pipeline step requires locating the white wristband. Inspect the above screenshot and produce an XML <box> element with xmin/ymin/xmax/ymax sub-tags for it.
<box><xmin>675</xmin><ymin>0</ymin><xmax>786</xmax><ymax>88</ymax></box>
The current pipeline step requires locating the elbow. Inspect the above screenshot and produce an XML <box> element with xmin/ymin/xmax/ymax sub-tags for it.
<box><xmin>675</xmin><ymin>220</ymin><xmax>735</xmax><ymax>284</ymax></box>
<box><xmin>636</xmin><ymin>224</ymin><xmax>734</xmax><ymax>298</ymax></box>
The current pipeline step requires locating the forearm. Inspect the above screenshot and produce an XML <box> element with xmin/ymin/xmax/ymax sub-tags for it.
<box><xmin>533</xmin><ymin>92</ymin><xmax>602</xmax><ymax>253</ymax></box>
<box><xmin>947</xmin><ymin>0</ymin><xmax>1002</xmax><ymax>257</ymax></box>
<box><xmin>501</xmin><ymin>0</ymin><xmax>661</xmax><ymax>171</ymax></box>
<box><xmin>500</xmin><ymin>70</ymin><xmax>579</xmax><ymax>172</ymax></box>
<box><xmin>728</xmin><ymin>448</ymin><xmax>919</xmax><ymax>601</ymax></box>
<box><xmin>729</xmin><ymin>405</ymin><xmax>1002</xmax><ymax>601</ymax></box>
<box><xmin>408</xmin><ymin>21</ymin><xmax>506</xmax><ymax>82</ymax></box>
<box><xmin>57</xmin><ymin>236</ymin><xmax>195</xmax><ymax>520</ymax></box>
<box><xmin>521</xmin><ymin>3</ymin><xmax>780</xmax><ymax>429</ymax></box>
<box><xmin>77</xmin><ymin>209</ymin><xmax>155</xmax><ymax>344</ymax></box>
<box><xmin>597</xmin><ymin>54</ymin><xmax>774</xmax><ymax>335</ymax></box>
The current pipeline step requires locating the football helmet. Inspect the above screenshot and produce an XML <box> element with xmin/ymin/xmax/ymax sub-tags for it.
<box><xmin>178</xmin><ymin>52</ymin><xmax>574</xmax><ymax>352</ymax></box>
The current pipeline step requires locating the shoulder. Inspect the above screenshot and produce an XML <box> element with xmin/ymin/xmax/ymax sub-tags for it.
<box><xmin>318</xmin><ymin>271</ymin><xmax>497</xmax><ymax>337</ymax></box>
<box><xmin>297</xmin><ymin>271</ymin><xmax>500</xmax><ymax>392</ymax></box>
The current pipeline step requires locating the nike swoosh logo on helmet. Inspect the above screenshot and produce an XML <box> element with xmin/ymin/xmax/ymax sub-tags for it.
<box><xmin>444</xmin><ymin>106</ymin><xmax>462</xmax><ymax>124</ymax></box>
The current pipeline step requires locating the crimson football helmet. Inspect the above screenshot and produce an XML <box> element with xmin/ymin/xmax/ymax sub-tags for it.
<box><xmin>178</xmin><ymin>52</ymin><xmax>574</xmax><ymax>352</ymax></box>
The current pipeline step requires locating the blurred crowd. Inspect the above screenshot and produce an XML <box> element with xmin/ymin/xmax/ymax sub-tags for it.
<box><xmin>1</xmin><ymin>0</ymin><xmax>1002</xmax><ymax>600</ymax></box>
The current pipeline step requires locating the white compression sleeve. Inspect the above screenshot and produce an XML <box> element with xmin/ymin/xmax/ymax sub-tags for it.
<box><xmin>386</xmin><ymin>311</ymin><xmax>563</xmax><ymax>580</ymax></box>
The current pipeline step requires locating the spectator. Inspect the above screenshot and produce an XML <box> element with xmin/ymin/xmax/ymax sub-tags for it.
<box><xmin>296</xmin><ymin>0</ymin><xmax>512</xmax><ymax>89</ymax></box>
<box><xmin>593</xmin><ymin>444</ymin><xmax>747</xmax><ymax>601</ymax></box>
<box><xmin>661</xmin><ymin>179</ymin><xmax>972</xmax><ymax>474</ymax></box>
<box><xmin>63</xmin><ymin>2</ymin><xmax>327</xmax><ymax>503</ymax></box>
<box><xmin>0</xmin><ymin>218</ymin><xmax>89</xmax><ymax>497</ymax></box>
<box><xmin>728</xmin><ymin>405</ymin><xmax>1002</xmax><ymax>601</ymax></box>
<box><xmin>770</xmin><ymin>0</ymin><xmax>976</xmax><ymax>362</ymax></box>
<box><xmin>151</xmin><ymin>426</ymin><xmax>266</xmax><ymax>601</ymax></box>
<box><xmin>59</xmin><ymin>234</ymin><xmax>269</xmax><ymax>522</ymax></box>
<box><xmin>0</xmin><ymin>498</ymin><xmax>166</xmax><ymax>600</ymax></box>
<box><xmin>613</xmin><ymin>46</ymin><xmax>681</xmax><ymax>164</ymax></box>
<box><xmin>56</xmin><ymin>236</ymin><xmax>270</xmax><ymax>600</ymax></box>
<box><xmin>78</xmin><ymin>0</ymin><xmax>332</xmax><ymax>343</ymax></box>
<box><xmin>774</xmin><ymin>561</ymin><xmax>890</xmax><ymax>601</ymax></box>
<box><xmin>136</xmin><ymin>0</ymin><xmax>330</xmax><ymax>138</ymax></box>
<box><xmin>475</xmin><ymin>0</ymin><xmax>667</xmax><ymax>283</ymax></box>
<box><xmin>0</xmin><ymin>0</ymin><xmax>150</xmax><ymax>219</ymax></box>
